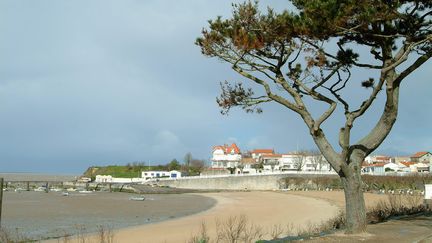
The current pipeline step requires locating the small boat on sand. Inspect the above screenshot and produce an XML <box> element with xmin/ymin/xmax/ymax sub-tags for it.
<box><xmin>129</xmin><ymin>196</ymin><xmax>145</xmax><ymax>201</ymax></box>
<box><xmin>78</xmin><ymin>190</ymin><xmax>93</xmax><ymax>194</ymax></box>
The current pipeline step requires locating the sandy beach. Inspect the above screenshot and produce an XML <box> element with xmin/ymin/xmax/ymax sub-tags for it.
<box><xmin>43</xmin><ymin>191</ymin><xmax>340</xmax><ymax>243</ymax></box>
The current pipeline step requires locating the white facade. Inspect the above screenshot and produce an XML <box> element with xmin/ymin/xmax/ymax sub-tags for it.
<box><xmin>279</xmin><ymin>154</ymin><xmax>300</xmax><ymax>171</ymax></box>
<box><xmin>412</xmin><ymin>152</ymin><xmax>432</xmax><ymax>163</ymax></box>
<box><xmin>95</xmin><ymin>175</ymin><xmax>113</xmax><ymax>183</ymax></box>
<box><xmin>141</xmin><ymin>170</ymin><xmax>182</xmax><ymax>179</ymax></box>
<box><xmin>362</xmin><ymin>165</ymin><xmax>385</xmax><ymax>175</ymax></box>
<box><xmin>365</xmin><ymin>155</ymin><xmax>391</xmax><ymax>164</ymax></box>
<box><xmin>413</xmin><ymin>163</ymin><xmax>430</xmax><ymax>172</ymax></box>
<box><xmin>241</xmin><ymin>164</ymin><xmax>258</xmax><ymax>174</ymax></box>
<box><xmin>383</xmin><ymin>162</ymin><xmax>400</xmax><ymax>172</ymax></box>
<box><xmin>278</xmin><ymin>154</ymin><xmax>331</xmax><ymax>171</ymax></box>
<box><xmin>251</xmin><ymin>149</ymin><xmax>274</xmax><ymax>160</ymax></box>
<box><xmin>425</xmin><ymin>184</ymin><xmax>432</xmax><ymax>200</ymax></box>
<box><xmin>211</xmin><ymin>144</ymin><xmax>242</xmax><ymax>169</ymax></box>
<box><xmin>95</xmin><ymin>175</ymin><xmax>146</xmax><ymax>183</ymax></box>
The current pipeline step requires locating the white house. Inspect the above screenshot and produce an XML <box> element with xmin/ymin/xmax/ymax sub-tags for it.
<box><xmin>239</xmin><ymin>157</ymin><xmax>258</xmax><ymax>174</ymax></box>
<box><xmin>362</xmin><ymin>163</ymin><xmax>385</xmax><ymax>175</ymax></box>
<box><xmin>413</xmin><ymin>163</ymin><xmax>430</xmax><ymax>172</ymax></box>
<box><xmin>278</xmin><ymin>154</ymin><xmax>301</xmax><ymax>171</ymax></box>
<box><xmin>383</xmin><ymin>162</ymin><xmax>400</xmax><ymax>172</ymax></box>
<box><xmin>211</xmin><ymin>143</ymin><xmax>242</xmax><ymax>169</ymax></box>
<box><xmin>261</xmin><ymin>154</ymin><xmax>282</xmax><ymax>171</ymax></box>
<box><xmin>411</xmin><ymin>151</ymin><xmax>432</xmax><ymax>163</ymax></box>
<box><xmin>365</xmin><ymin>155</ymin><xmax>392</xmax><ymax>164</ymax></box>
<box><xmin>141</xmin><ymin>170</ymin><xmax>182</xmax><ymax>179</ymax></box>
<box><xmin>278</xmin><ymin>153</ymin><xmax>332</xmax><ymax>171</ymax></box>
<box><xmin>251</xmin><ymin>149</ymin><xmax>275</xmax><ymax>161</ymax></box>
<box><xmin>95</xmin><ymin>175</ymin><xmax>113</xmax><ymax>183</ymax></box>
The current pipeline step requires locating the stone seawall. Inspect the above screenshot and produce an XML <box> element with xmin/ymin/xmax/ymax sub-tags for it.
<box><xmin>154</xmin><ymin>174</ymin><xmax>337</xmax><ymax>190</ymax></box>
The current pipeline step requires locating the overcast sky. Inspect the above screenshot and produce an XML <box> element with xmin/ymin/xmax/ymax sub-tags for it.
<box><xmin>1</xmin><ymin>1</ymin><xmax>431</xmax><ymax>174</ymax></box>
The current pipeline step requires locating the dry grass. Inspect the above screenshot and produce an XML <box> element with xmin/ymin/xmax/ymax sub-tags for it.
<box><xmin>188</xmin><ymin>213</ymin><xmax>346</xmax><ymax>243</ymax></box>
<box><xmin>0</xmin><ymin>227</ymin><xmax>31</xmax><ymax>243</ymax></box>
<box><xmin>96</xmin><ymin>225</ymin><xmax>115</xmax><ymax>243</ymax></box>
<box><xmin>188</xmin><ymin>215</ymin><xmax>264</xmax><ymax>243</ymax></box>
<box><xmin>367</xmin><ymin>194</ymin><xmax>429</xmax><ymax>223</ymax></box>
<box><xmin>268</xmin><ymin>224</ymin><xmax>283</xmax><ymax>239</ymax></box>
<box><xmin>215</xmin><ymin>215</ymin><xmax>264</xmax><ymax>243</ymax></box>
<box><xmin>188</xmin><ymin>222</ymin><xmax>210</xmax><ymax>243</ymax></box>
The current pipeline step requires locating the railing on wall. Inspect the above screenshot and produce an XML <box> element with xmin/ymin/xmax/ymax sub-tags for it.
<box><xmin>146</xmin><ymin>170</ymin><xmax>338</xmax><ymax>182</ymax></box>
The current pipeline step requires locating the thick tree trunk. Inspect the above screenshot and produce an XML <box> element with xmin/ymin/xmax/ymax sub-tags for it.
<box><xmin>341</xmin><ymin>170</ymin><xmax>366</xmax><ymax>233</ymax></box>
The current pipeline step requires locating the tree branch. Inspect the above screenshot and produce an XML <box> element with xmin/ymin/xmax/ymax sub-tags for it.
<box><xmin>394</xmin><ymin>50</ymin><xmax>432</xmax><ymax>86</ymax></box>
<box><xmin>232</xmin><ymin>65</ymin><xmax>303</xmax><ymax>114</ymax></box>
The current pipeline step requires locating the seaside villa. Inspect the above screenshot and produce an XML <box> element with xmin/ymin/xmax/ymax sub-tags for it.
<box><xmin>211</xmin><ymin>143</ymin><xmax>242</xmax><ymax>169</ymax></box>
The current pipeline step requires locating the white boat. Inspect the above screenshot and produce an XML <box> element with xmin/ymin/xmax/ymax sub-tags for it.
<box><xmin>34</xmin><ymin>187</ymin><xmax>47</xmax><ymax>192</ymax></box>
<box><xmin>78</xmin><ymin>190</ymin><xmax>93</xmax><ymax>194</ymax></box>
<box><xmin>62</xmin><ymin>192</ymin><xmax>69</xmax><ymax>196</ymax></box>
<box><xmin>129</xmin><ymin>196</ymin><xmax>145</xmax><ymax>201</ymax></box>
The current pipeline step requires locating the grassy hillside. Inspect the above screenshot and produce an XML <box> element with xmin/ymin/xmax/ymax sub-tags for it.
<box><xmin>83</xmin><ymin>164</ymin><xmax>169</xmax><ymax>179</ymax></box>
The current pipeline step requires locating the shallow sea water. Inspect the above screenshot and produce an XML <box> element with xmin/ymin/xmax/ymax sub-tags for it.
<box><xmin>2</xmin><ymin>191</ymin><xmax>216</xmax><ymax>240</ymax></box>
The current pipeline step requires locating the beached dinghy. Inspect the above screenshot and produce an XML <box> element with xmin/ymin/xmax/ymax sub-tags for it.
<box><xmin>129</xmin><ymin>196</ymin><xmax>145</xmax><ymax>201</ymax></box>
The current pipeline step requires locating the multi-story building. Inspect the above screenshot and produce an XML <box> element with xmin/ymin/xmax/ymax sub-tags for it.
<box><xmin>364</xmin><ymin>155</ymin><xmax>392</xmax><ymax>164</ymax></box>
<box><xmin>211</xmin><ymin>143</ymin><xmax>242</xmax><ymax>169</ymax></box>
<box><xmin>411</xmin><ymin>152</ymin><xmax>432</xmax><ymax>163</ymax></box>
<box><xmin>251</xmin><ymin>149</ymin><xmax>275</xmax><ymax>161</ymax></box>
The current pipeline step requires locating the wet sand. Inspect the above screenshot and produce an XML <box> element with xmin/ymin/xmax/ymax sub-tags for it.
<box><xmin>52</xmin><ymin>191</ymin><xmax>340</xmax><ymax>243</ymax></box>
<box><xmin>3</xmin><ymin>191</ymin><xmax>216</xmax><ymax>240</ymax></box>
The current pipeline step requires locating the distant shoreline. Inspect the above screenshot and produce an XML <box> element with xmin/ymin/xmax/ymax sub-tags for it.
<box><xmin>0</xmin><ymin>172</ymin><xmax>78</xmax><ymax>182</ymax></box>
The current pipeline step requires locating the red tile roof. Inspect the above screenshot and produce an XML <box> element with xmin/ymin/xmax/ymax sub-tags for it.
<box><xmin>230</xmin><ymin>143</ymin><xmax>240</xmax><ymax>154</ymax></box>
<box><xmin>251</xmin><ymin>149</ymin><xmax>274</xmax><ymax>154</ymax></box>
<box><xmin>412</xmin><ymin>151</ymin><xmax>430</xmax><ymax>158</ymax></box>
<box><xmin>213</xmin><ymin>143</ymin><xmax>241</xmax><ymax>154</ymax></box>
<box><xmin>363</xmin><ymin>163</ymin><xmax>386</xmax><ymax>168</ymax></box>
<box><xmin>401</xmin><ymin>162</ymin><xmax>416</xmax><ymax>167</ymax></box>
<box><xmin>375</xmin><ymin>156</ymin><xmax>391</xmax><ymax>161</ymax></box>
<box><xmin>262</xmin><ymin>154</ymin><xmax>282</xmax><ymax>158</ymax></box>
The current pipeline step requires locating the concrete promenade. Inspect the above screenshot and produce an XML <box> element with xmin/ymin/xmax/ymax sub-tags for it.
<box><xmin>150</xmin><ymin>171</ymin><xmax>337</xmax><ymax>190</ymax></box>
